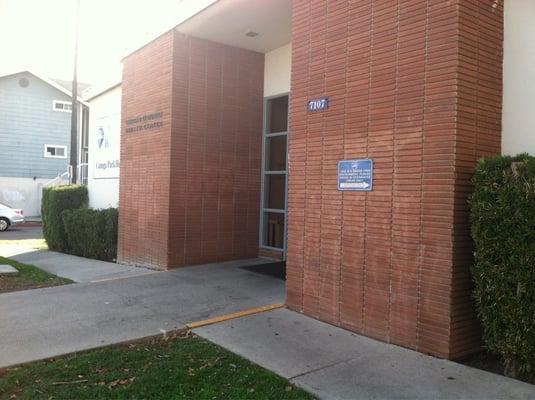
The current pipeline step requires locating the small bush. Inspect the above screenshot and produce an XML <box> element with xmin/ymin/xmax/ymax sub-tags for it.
<box><xmin>62</xmin><ymin>208</ymin><xmax>118</xmax><ymax>262</ymax></box>
<box><xmin>42</xmin><ymin>185</ymin><xmax>88</xmax><ymax>252</ymax></box>
<box><xmin>470</xmin><ymin>153</ymin><xmax>535</xmax><ymax>380</ymax></box>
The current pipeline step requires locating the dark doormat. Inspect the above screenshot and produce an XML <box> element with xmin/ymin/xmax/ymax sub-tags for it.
<box><xmin>241</xmin><ymin>262</ymin><xmax>286</xmax><ymax>280</ymax></box>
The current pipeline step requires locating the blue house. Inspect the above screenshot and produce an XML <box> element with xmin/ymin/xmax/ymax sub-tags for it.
<box><xmin>0</xmin><ymin>70</ymin><xmax>89</xmax><ymax>217</ymax></box>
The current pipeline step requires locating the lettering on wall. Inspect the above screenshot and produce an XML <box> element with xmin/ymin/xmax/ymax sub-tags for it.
<box><xmin>125</xmin><ymin>112</ymin><xmax>163</xmax><ymax>133</ymax></box>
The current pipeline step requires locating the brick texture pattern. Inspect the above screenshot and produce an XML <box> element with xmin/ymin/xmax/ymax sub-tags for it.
<box><xmin>119</xmin><ymin>31</ymin><xmax>264</xmax><ymax>269</ymax></box>
<box><xmin>118</xmin><ymin>31</ymin><xmax>175</xmax><ymax>268</ymax></box>
<box><xmin>286</xmin><ymin>0</ymin><xmax>503</xmax><ymax>359</ymax></box>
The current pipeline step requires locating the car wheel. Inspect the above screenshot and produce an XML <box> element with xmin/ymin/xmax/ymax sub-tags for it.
<box><xmin>0</xmin><ymin>218</ymin><xmax>9</xmax><ymax>231</ymax></box>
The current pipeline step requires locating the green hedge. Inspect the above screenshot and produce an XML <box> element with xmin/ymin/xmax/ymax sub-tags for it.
<box><xmin>470</xmin><ymin>154</ymin><xmax>535</xmax><ymax>379</ymax></box>
<box><xmin>62</xmin><ymin>208</ymin><xmax>118</xmax><ymax>262</ymax></box>
<box><xmin>42</xmin><ymin>185</ymin><xmax>88</xmax><ymax>252</ymax></box>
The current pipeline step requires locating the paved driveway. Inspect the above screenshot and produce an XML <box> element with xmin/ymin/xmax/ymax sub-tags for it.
<box><xmin>0</xmin><ymin>258</ymin><xmax>285</xmax><ymax>368</ymax></box>
<box><xmin>0</xmin><ymin>225</ymin><xmax>45</xmax><ymax>257</ymax></box>
<box><xmin>0</xmin><ymin>225</ymin><xmax>43</xmax><ymax>241</ymax></box>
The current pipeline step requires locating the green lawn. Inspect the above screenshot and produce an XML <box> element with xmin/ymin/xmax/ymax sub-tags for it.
<box><xmin>0</xmin><ymin>333</ymin><xmax>314</xmax><ymax>400</ymax></box>
<box><xmin>0</xmin><ymin>256</ymin><xmax>72</xmax><ymax>294</ymax></box>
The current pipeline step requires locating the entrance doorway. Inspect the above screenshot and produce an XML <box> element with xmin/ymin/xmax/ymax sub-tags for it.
<box><xmin>260</xmin><ymin>94</ymin><xmax>289</xmax><ymax>258</ymax></box>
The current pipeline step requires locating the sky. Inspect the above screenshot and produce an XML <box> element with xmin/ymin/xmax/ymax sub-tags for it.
<box><xmin>0</xmin><ymin>0</ymin><xmax>216</xmax><ymax>88</ymax></box>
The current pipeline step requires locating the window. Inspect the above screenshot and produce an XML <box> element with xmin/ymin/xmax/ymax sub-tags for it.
<box><xmin>52</xmin><ymin>100</ymin><xmax>72</xmax><ymax>112</ymax></box>
<box><xmin>260</xmin><ymin>94</ymin><xmax>289</xmax><ymax>251</ymax></box>
<box><xmin>44</xmin><ymin>144</ymin><xmax>67</xmax><ymax>159</ymax></box>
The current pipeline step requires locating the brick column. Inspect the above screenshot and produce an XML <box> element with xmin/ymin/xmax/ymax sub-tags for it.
<box><xmin>119</xmin><ymin>31</ymin><xmax>264</xmax><ymax>269</ymax></box>
<box><xmin>118</xmin><ymin>31</ymin><xmax>175</xmax><ymax>268</ymax></box>
<box><xmin>286</xmin><ymin>0</ymin><xmax>503</xmax><ymax>359</ymax></box>
<box><xmin>167</xmin><ymin>34</ymin><xmax>264</xmax><ymax>267</ymax></box>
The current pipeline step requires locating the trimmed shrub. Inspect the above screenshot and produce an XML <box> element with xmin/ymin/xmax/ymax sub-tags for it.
<box><xmin>470</xmin><ymin>154</ymin><xmax>535</xmax><ymax>379</ymax></box>
<box><xmin>42</xmin><ymin>185</ymin><xmax>88</xmax><ymax>252</ymax></box>
<box><xmin>62</xmin><ymin>208</ymin><xmax>118</xmax><ymax>262</ymax></box>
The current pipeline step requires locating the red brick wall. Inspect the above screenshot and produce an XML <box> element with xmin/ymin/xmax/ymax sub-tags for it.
<box><xmin>286</xmin><ymin>0</ymin><xmax>503</xmax><ymax>359</ymax></box>
<box><xmin>450</xmin><ymin>1</ymin><xmax>504</xmax><ymax>358</ymax></box>
<box><xmin>118</xmin><ymin>31</ymin><xmax>174</xmax><ymax>268</ymax></box>
<box><xmin>119</xmin><ymin>31</ymin><xmax>264</xmax><ymax>269</ymax></box>
<box><xmin>167</xmin><ymin>33</ymin><xmax>264</xmax><ymax>267</ymax></box>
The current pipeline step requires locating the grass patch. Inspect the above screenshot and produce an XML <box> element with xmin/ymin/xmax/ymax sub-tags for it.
<box><xmin>0</xmin><ymin>256</ymin><xmax>72</xmax><ymax>294</ymax></box>
<box><xmin>0</xmin><ymin>332</ymin><xmax>314</xmax><ymax>400</ymax></box>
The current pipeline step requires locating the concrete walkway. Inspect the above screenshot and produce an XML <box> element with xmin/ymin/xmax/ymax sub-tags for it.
<box><xmin>0</xmin><ymin>226</ymin><xmax>155</xmax><ymax>282</ymax></box>
<box><xmin>194</xmin><ymin>308</ymin><xmax>535</xmax><ymax>400</ymax></box>
<box><xmin>0</xmin><ymin>258</ymin><xmax>283</xmax><ymax>368</ymax></box>
<box><xmin>1</xmin><ymin>227</ymin><xmax>533</xmax><ymax>399</ymax></box>
<box><xmin>12</xmin><ymin>250</ymin><xmax>156</xmax><ymax>283</ymax></box>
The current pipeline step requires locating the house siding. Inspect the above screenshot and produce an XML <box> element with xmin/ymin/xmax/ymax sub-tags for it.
<box><xmin>0</xmin><ymin>72</ymin><xmax>72</xmax><ymax>179</ymax></box>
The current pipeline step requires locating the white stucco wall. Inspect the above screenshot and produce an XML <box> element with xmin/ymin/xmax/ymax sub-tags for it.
<box><xmin>502</xmin><ymin>0</ymin><xmax>535</xmax><ymax>156</ymax></box>
<box><xmin>87</xmin><ymin>85</ymin><xmax>121</xmax><ymax>209</ymax></box>
<box><xmin>264</xmin><ymin>43</ymin><xmax>291</xmax><ymax>97</ymax></box>
<box><xmin>0</xmin><ymin>177</ymin><xmax>51</xmax><ymax>217</ymax></box>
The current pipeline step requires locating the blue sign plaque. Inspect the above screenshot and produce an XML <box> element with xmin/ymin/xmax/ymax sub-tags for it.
<box><xmin>338</xmin><ymin>159</ymin><xmax>373</xmax><ymax>191</ymax></box>
<box><xmin>307</xmin><ymin>97</ymin><xmax>329</xmax><ymax>112</ymax></box>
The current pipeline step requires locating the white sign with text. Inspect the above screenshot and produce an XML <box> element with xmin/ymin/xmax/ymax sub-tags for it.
<box><xmin>94</xmin><ymin>114</ymin><xmax>120</xmax><ymax>179</ymax></box>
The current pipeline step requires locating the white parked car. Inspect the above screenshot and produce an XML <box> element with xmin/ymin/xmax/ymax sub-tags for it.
<box><xmin>0</xmin><ymin>202</ymin><xmax>24</xmax><ymax>231</ymax></box>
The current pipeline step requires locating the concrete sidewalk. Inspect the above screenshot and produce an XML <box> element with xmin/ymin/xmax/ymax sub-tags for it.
<box><xmin>0</xmin><ymin>226</ymin><xmax>155</xmax><ymax>282</ymax></box>
<box><xmin>0</xmin><ymin>258</ymin><xmax>283</xmax><ymax>368</ymax></box>
<box><xmin>194</xmin><ymin>308</ymin><xmax>535</xmax><ymax>400</ymax></box>
<box><xmin>12</xmin><ymin>250</ymin><xmax>156</xmax><ymax>283</ymax></box>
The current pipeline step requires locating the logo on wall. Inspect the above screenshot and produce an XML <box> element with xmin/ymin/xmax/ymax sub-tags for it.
<box><xmin>97</xmin><ymin>127</ymin><xmax>111</xmax><ymax>149</ymax></box>
<box><xmin>97</xmin><ymin>127</ymin><xmax>105</xmax><ymax>149</ymax></box>
<box><xmin>94</xmin><ymin>115</ymin><xmax>120</xmax><ymax>179</ymax></box>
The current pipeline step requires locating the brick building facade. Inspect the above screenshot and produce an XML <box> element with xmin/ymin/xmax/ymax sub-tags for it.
<box><xmin>119</xmin><ymin>31</ymin><xmax>264</xmax><ymax>268</ymax></box>
<box><xmin>118</xmin><ymin>0</ymin><xmax>506</xmax><ymax>359</ymax></box>
<box><xmin>286</xmin><ymin>0</ymin><xmax>503</xmax><ymax>359</ymax></box>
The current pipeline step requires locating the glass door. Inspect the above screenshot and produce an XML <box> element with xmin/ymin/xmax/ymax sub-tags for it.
<box><xmin>260</xmin><ymin>95</ymin><xmax>289</xmax><ymax>254</ymax></box>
